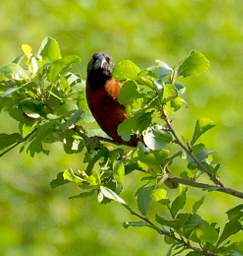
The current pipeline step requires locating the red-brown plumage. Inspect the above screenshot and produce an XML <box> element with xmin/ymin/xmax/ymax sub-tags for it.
<box><xmin>86</xmin><ymin>53</ymin><xmax>137</xmax><ymax>146</ymax></box>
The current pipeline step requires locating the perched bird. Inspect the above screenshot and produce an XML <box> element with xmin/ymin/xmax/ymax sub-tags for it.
<box><xmin>86</xmin><ymin>52</ymin><xmax>137</xmax><ymax>146</ymax></box>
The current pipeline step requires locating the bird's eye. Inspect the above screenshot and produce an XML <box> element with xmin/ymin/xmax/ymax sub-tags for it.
<box><xmin>105</xmin><ymin>56</ymin><xmax>111</xmax><ymax>63</ymax></box>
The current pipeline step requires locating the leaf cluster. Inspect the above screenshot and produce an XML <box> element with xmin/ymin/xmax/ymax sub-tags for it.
<box><xmin>0</xmin><ymin>39</ymin><xmax>242</xmax><ymax>256</ymax></box>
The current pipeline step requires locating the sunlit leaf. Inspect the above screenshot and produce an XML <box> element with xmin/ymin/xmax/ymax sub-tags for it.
<box><xmin>113</xmin><ymin>160</ymin><xmax>125</xmax><ymax>185</ymax></box>
<box><xmin>37</xmin><ymin>36</ymin><xmax>61</xmax><ymax>61</ymax></box>
<box><xmin>191</xmin><ymin>118</ymin><xmax>216</xmax><ymax>145</ymax></box>
<box><xmin>117</xmin><ymin>110</ymin><xmax>153</xmax><ymax>141</ymax></box>
<box><xmin>21</xmin><ymin>44</ymin><xmax>32</xmax><ymax>58</ymax></box>
<box><xmin>178</xmin><ymin>50</ymin><xmax>209</xmax><ymax>77</ymax></box>
<box><xmin>48</xmin><ymin>55</ymin><xmax>81</xmax><ymax>82</ymax></box>
<box><xmin>0</xmin><ymin>63</ymin><xmax>28</xmax><ymax>81</ymax></box>
<box><xmin>63</xmin><ymin>169</ymin><xmax>83</xmax><ymax>184</ymax></box>
<box><xmin>151</xmin><ymin>188</ymin><xmax>170</xmax><ymax>205</ymax></box>
<box><xmin>143</xmin><ymin>125</ymin><xmax>173</xmax><ymax>151</ymax></box>
<box><xmin>100</xmin><ymin>186</ymin><xmax>127</xmax><ymax>205</ymax></box>
<box><xmin>118</xmin><ymin>80</ymin><xmax>141</xmax><ymax>106</ymax></box>
<box><xmin>162</xmin><ymin>84</ymin><xmax>178</xmax><ymax>102</ymax></box>
<box><xmin>113</xmin><ymin>60</ymin><xmax>141</xmax><ymax>81</ymax></box>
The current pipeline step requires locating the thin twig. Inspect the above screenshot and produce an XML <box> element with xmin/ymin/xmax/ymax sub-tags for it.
<box><xmin>72</xmin><ymin>125</ymin><xmax>121</xmax><ymax>146</ymax></box>
<box><xmin>166</xmin><ymin>174</ymin><xmax>243</xmax><ymax>199</ymax></box>
<box><xmin>123</xmin><ymin>205</ymin><xmax>216</xmax><ymax>256</ymax></box>
<box><xmin>161</xmin><ymin>109</ymin><xmax>224</xmax><ymax>187</ymax></box>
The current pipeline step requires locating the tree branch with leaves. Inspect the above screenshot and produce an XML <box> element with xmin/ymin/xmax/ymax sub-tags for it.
<box><xmin>0</xmin><ymin>37</ymin><xmax>242</xmax><ymax>256</ymax></box>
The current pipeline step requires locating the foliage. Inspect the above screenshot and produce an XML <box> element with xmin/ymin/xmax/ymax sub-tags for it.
<box><xmin>0</xmin><ymin>38</ymin><xmax>242</xmax><ymax>256</ymax></box>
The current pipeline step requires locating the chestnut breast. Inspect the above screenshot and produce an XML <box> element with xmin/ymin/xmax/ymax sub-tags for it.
<box><xmin>86</xmin><ymin>79</ymin><xmax>127</xmax><ymax>142</ymax></box>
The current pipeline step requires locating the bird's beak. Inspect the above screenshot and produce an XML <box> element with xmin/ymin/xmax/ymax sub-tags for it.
<box><xmin>100</xmin><ymin>57</ymin><xmax>107</xmax><ymax>68</ymax></box>
<box><xmin>94</xmin><ymin>56</ymin><xmax>107</xmax><ymax>69</ymax></box>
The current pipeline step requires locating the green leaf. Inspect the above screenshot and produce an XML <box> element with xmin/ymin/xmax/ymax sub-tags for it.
<box><xmin>191</xmin><ymin>118</ymin><xmax>216</xmax><ymax>145</ymax></box>
<box><xmin>0</xmin><ymin>133</ymin><xmax>22</xmax><ymax>151</ymax></box>
<box><xmin>61</xmin><ymin>130</ymin><xmax>84</xmax><ymax>154</ymax></box>
<box><xmin>226</xmin><ymin>204</ymin><xmax>243</xmax><ymax>221</ymax></box>
<box><xmin>136</xmin><ymin>185</ymin><xmax>154</xmax><ymax>215</ymax></box>
<box><xmin>26</xmin><ymin>123</ymin><xmax>53</xmax><ymax>156</ymax></box>
<box><xmin>187</xmin><ymin>143</ymin><xmax>214</xmax><ymax>170</ymax></box>
<box><xmin>19</xmin><ymin>98</ymin><xmax>44</xmax><ymax>119</ymax></box>
<box><xmin>113</xmin><ymin>160</ymin><xmax>125</xmax><ymax>185</ymax></box>
<box><xmin>143</xmin><ymin>125</ymin><xmax>173</xmax><ymax>151</ymax></box>
<box><xmin>117</xmin><ymin>110</ymin><xmax>153</xmax><ymax>141</ymax></box>
<box><xmin>170</xmin><ymin>187</ymin><xmax>187</xmax><ymax>218</ymax></box>
<box><xmin>162</xmin><ymin>84</ymin><xmax>178</xmax><ymax>102</ymax></box>
<box><xmin>63</xmin><ymin>169</ymin><xmax>83</xmax><ymax>184</ymax></box>
<box><xmin>175</xmin><ymin>213</ymin><xmax>201</xmax><ymax>231</ymax></box>
<box><xmin>178</xmin><ymin>50</ymin><xmax>209</xmax><ymax>77</ymax></box>
<box><xmin>37</xmin><ymin>36</ymin><xmax>61</xmax><ymax>61</ymax></box>
<box><xmin>21</xmin><ymin>44</ymin><xmax>32</xmax><ymax>58</ymax></box>
<box><xmin>61</xmin><ymin>109</ymin><xmax>83</xmax><ymax>129</ymax></box>
<box><xmin>113</xmin><ymin>60</ymin><xmax>141</xmax><ymax>81</ymax></box>
<box><xmin>148</xmin><ymin>60</ymin><xmax>172</xmax><ymax>81</ymax></box>
<box><xmin>170</xmin><ymin>97</ymin><xmax>184</xmax><ymax>111</ymax></box>
<box><xmin>151</xmin><ymin>188</ymin><xmax>170</xmax><ymax>205</ymax></box>
<box><xmin>193</xmin><ymin>220</ymin><xmax>219</xmax><ymax>244</ymax></box>
<box><xmin>0</xmin><ymin>63</ymin><xmax>28</xmax><ymax>81</ymax></box>
<box><xmin>136</xmin><ymin>147</ymin><xmax>169</xmax><ymax>171</ymax></box>
<box><xmin>48</xmin><ymin>55</ymin><xmax>81</xmax><ymax>82</ymax></box>
<box><xmin>222</xmin><ymin>241</ymin><xmax>243</xmax><ymax>254</ymax></box>
<box><xmin>118</xmin><ymin>80</ymin><xmax>141</xmax><ymax>106</ymax></box>
<box><xmin>217</xmin><ymin>219</ymin><xmax>242</xmax><ymax>246</ymax></box>
<box><xmin>175</xmin><ymin>83</ymin><xmax>186</xmax><ymax>95</ymax></box>
<box><xmin>100</xmin><ymin>186</ymin><xmax>127</xmax><ymax>205</ymax></box>
<box><xmin>0</xmin><ymin>82</ymin><xmax>33</xmax><ymax>98</ymax></box>
<box><xmin>192</xmin><ymin>196</ymin><xmax>205</xmax><ymax>213</ymax></box>
<box><xmin>50</xmin><ymin>172</ymin><xmax>69</xmax><ymax>189</ymax></box>
<box><xmin>155</xmin><ymin>214</ymin><xmax>175</xmax><ymax>228</ymax></box>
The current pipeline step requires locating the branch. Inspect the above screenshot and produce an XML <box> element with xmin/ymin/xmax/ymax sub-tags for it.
<box><xmin>72</xmin><ymin>125</ymin><xmax>121</xmax><ymax>146</ymax></box>
<box><xmin>167</xmin><ymin>174</ymin><xmax>243</xmax><ymax>199</ymax></box>
<box><xmin>161</xmin><ymin>109</ymin><xmax>224</xmax><ymax>187</ymax></box>
<box><xmin>123</xmin><ymin>205</ymin><xmax>216</xmax><ymax>256</ymax></box>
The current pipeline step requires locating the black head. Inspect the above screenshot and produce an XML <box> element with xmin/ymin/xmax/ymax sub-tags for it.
<box><xmin>87</xmin><ymin>53</ymin><xmax>113</xmax><ymax>84</ymax></box>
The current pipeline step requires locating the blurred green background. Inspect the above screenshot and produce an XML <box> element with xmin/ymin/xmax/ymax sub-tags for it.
<box><xmin>0</xmin><ymin>0</ymin><xmax>242</xmax><ymax>255</ymax></box>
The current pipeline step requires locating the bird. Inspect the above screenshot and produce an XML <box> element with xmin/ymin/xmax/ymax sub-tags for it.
<box><xmin>86</xmin><ymin>52</ymin><xmax>138</xmax><ymax>146</ymax></box>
